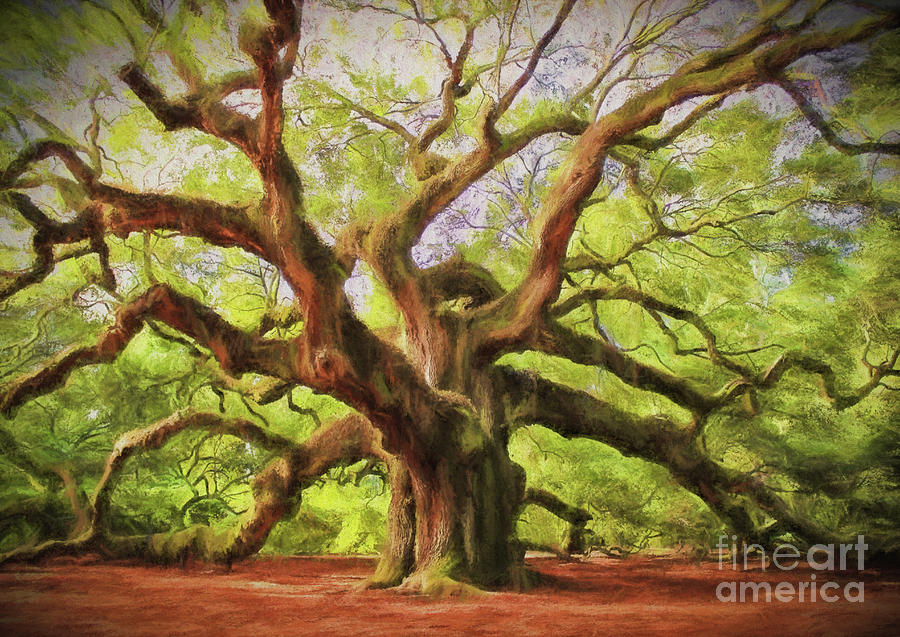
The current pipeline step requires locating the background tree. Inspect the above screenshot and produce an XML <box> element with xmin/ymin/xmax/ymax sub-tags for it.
<box><xmin>0</xmin><ymin>0</ymin><xmax>897</xmax><ymax>592</ymax></box>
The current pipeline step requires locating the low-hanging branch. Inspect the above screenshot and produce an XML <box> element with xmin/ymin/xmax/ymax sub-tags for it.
<box><xmin>0</xmin><ymin>424</ymin><xmax>66</xmax><ymax>491</ymax></box>
<box><xmin>523</xmin><ymin>487</ymin><xmax>592</xmax><ymax>528</ymax></box>
<box><xmin>493</xmin><ymin>364</ymin><xmax>841</xmax><ymax>546</ymax></box>
<box><xmin>91</xmin><ymin>411</ymin><xmax>297</xmax><ymax>530</ymax></box>
<box><xmin>523</xmin><ymin>487</ymin><xmax>593</xmax><ymax>555</ymax></box>
<box><xmin>1</xmin><ymin>410</ymin><xmax>296</xmax><ymax>566</ymax></box>
<box><xmin>0</xmin><ymin>410</ymin><xmax>387</xmax><ymax>566</ymax></box>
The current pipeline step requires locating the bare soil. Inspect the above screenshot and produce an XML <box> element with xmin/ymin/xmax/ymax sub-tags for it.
<box><xmin>1</xmin><ymin>554</ymin><xmax>897</xmax><ymax>636</ymax></box>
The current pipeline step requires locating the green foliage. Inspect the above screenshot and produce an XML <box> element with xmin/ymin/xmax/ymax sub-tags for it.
<box><xmin>0</xmin><ymin>0</ymin><xmax>897</xmax><ymax>563</ymax></box>
<box><xmin>264</xmin><ymin>463</ymin><xmax>389</xmax><ymax>555</ymax></box>
<box><xmin>511</xmin><ymin>426</ymin><xmax>721</xmax><ymax>552</ymax></box>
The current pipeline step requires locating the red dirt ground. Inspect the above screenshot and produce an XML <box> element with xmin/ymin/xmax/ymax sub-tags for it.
<box><xmin>1</xmin><ymin>554</ymin><xmax>898</xmax><ymax>636</ymax></box>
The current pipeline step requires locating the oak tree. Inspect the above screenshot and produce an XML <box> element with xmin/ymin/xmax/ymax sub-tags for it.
<box><xmin>0</xmin><ymin>0</ymin><xmax>898</xmax><ymax>592</ymax></box>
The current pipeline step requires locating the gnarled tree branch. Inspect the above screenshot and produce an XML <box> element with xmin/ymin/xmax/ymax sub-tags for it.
<box><xmin>0</xmin><ymin>409</ymin><xmax>389</xmax><ymax>566</ymax></box>
<box><xmin>475</xmin><ymin>5</ymin><xmax>895</xmax><ymax>357</ymax></box>
<box><xmin>0</xmin><ymin>194</ymin><xmax>113</xmax><ymax>301</ymax></box>
<box><xmin>1</xmin><ymin>140</ymin><xmax>268</xmax><ymax>257</ymax></box>
<box><xmin>551</xmin><ymin>282</ymin><xmax>754</xmax><ymax>377</ymax></box>
<box><xmin>1</xmin><ymin>284</ymin><xmax>294</xmax><ymax>415</ymax></box>
<box><xmin>118</xmin><ymin>63</ymin><xmax>258</xmax><ymax>156</ymax></box>
<box><xmin>761</xmin><ymin>348</ymin><xmax>900</xmax><ymax>410</ymax></box>
<box><xmin>494</xmin><ymin>364</ymin><xmax>840</xmax><ymax>546</ymax></box>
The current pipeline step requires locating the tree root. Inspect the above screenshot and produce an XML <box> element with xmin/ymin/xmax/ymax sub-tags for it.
<box><xmin>394</xmin><ymin>569</ymin><xmax>486</xmax><ymax>599</ymax></box>
<box><xmin>358</xmin><ymin>555</ymin><xmax>409</xmax><ymax>590</ymax></box>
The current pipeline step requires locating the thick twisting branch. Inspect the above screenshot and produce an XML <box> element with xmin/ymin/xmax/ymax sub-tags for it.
<box><xmin>493</xmin><ymin>364</ymin><xmax>695</xmax><ymax>464</ymax></box>
<box><xmin>91</xmin><ymin>411</ymin><xmax>297</xmax><ymax>530</ymax></box>
<box><xmin>0</xmin><ymin>284</ymin><xmax>295</xmax><ymax>416</ymax></box>
<box><xmin>0</xmin><ymin>410</ymin><xmax>388</xmax><ymax>566</ymax></box>
<box><xmin>118</xmin><ymin>2</ymin><xmax>303</xmax><ymax>159</ymax></box>
<box><xmin>117</xmin><ymin>63</ymin><xmax>258</xmax><ymax>155</ymax></box>
<box><xmin>1</xmin><ymin>140</ymin><xmax>267</xmax><ymax>256</ymax></box>
<box><xmin>0</xmin><ymin>193</ymin><xmax>113</xmax><ymax>300</ymax></box>
<box><xmin>494</xmin><ymin>365</ymin><xmax>840</xmax><ymax>546</ymax></box>
<box><xmin>248</xmin><ymin>0</ymin><xmax>303</xmax><ymax>184</ymax></box>
<box><xmin>475</xmin><ymin>5</ymin><xmax>895</xmax><ymax>358</ymax></box>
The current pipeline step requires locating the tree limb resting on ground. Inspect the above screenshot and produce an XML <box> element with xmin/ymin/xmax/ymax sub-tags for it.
<box><xmin>0</xmin><ymin>410</ymin><xmax>386</xmax><ymax>566</ymax></box>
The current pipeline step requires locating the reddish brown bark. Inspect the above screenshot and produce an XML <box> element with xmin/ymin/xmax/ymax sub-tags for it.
<box><xmin>1</xmin><ymin>0</ymin><xmax>896</xmax><ymax>589</ymax></box>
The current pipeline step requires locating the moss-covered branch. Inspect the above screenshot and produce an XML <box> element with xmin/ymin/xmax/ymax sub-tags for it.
<box><xmin>0</xmin><ymin>410</ymin><xmax>386</xmax><ymax>566</ymax></box>
<box><xmin>493</xmin><ymin>364</ymin><xmax>841</xmax><ymax>547</ymax></box>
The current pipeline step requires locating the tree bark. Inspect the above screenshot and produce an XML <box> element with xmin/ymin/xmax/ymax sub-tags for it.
<box><xmin>367</xmin><ymin>458</ymin><xmax>415</xmax><ymax>588</ymax></box>
<box><xmin>399</xmin><ymin>435</ymin><xmax>526</xmax><ymax>593</ymax></box>
<box><xmin>374</xmin><ymin>358</ymin><xmax>529</xmax><ymax>592</ymax></box>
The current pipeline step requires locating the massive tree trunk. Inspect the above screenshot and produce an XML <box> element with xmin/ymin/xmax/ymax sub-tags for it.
<box><xmin>364</xmin><ymin>317</ymin><xmax>530</xmax><ymax>591</ymax></box>
<box><xmin>399</xmin><ymin>428</ymin><xmax>525</xmax><ymax>592</ymax></box>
